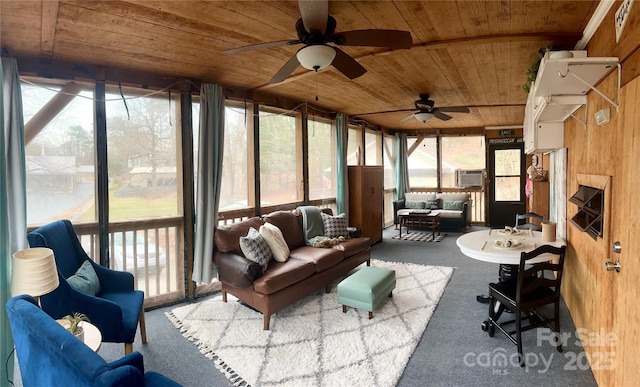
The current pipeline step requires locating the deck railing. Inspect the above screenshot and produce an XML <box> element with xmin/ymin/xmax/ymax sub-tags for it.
<box><xmin>70</xmin><ymin>217</ymin><xmax>185</xmax><ymax>308</ymax></box>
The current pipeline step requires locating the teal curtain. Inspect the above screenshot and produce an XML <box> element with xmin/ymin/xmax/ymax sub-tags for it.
<box><xmin>335</xmin><ymin>113</ymin><xmax>349</xmax><ymax>216</ymax></box>
<box><xmin>395</xmin><ymin>132</ymin><xmax>410</xmax><ymax>200</ymax></box>
<box><xmin>192</xmin><ymin>84</ymin><xmax>225</xmax><ymax>284</ymax></box>
<box><xmin>1</xmin><ymin>57</ymin><xmax>28</xmax><ymax>384</ymax></box>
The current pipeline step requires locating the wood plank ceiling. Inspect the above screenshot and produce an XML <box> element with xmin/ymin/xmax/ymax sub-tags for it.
<box><xmin>0</xmin><ymin>0</ymin><xmax>598</xmax><ymax>133</ymax></box>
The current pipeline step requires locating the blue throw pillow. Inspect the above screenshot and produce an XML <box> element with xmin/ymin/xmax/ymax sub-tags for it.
<box><xmin>66</xmin><ymin>260</ymin><xmax>100</xmax><ymax>296</ymax></box>
<box><xmin>443</xmin><ymin>201</ymin><xmax>464</xmax><ymax>211</ymax></box>
<box><xmin>405</xmin><ymin>200</ymin><xmax>426</xmax><ymax>209</ymax></box>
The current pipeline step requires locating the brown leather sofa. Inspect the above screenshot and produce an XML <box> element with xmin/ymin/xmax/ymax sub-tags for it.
<box><xmin>213</xmin><ymin>209</ymin><xmax>371</xmax><ymax>330</ymax></box>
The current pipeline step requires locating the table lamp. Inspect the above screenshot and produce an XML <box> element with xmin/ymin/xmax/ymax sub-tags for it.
<box><xmin>11</xmin><ymin>247</ymin><xmax>60</xmax><ymax>304</ymax></box>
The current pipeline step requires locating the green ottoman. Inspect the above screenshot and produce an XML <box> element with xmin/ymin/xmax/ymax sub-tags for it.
<box><xmin>337</xmin><ymin>266</ymin><xmax>396</xmax><ymax>319</ymax></box>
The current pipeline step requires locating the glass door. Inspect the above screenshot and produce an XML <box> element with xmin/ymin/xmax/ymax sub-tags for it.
<box><xmin>487</xmin><ymin>142</ymin><xmax>525</xmax><ymax>227</ymax></box>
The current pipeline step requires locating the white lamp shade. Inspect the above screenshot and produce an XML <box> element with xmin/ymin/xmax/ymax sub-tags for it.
<box><xmin>296</xmin><ymin>45</ymin><xmax>336</xmax><ymax>71</ymax></box>
<box><xmin>415</xmin><ymin>112</ymin><xmax>434</xmax><ymax>122</ymax></box>
<box><xmin>11</xmin><ymin>247</ymin><xmax>59</xmax><ymax>297</ymax></box>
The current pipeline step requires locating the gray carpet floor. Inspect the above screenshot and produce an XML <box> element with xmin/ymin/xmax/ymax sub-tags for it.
<box><xmin>13</xmin><ymin>226</ymin><xmax>597</xmax><ymax>386</ymax></box>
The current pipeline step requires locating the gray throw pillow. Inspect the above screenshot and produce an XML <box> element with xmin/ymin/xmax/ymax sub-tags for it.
<box><xmin>239</xmin><ymin>227</ymin><xmax>272</xmax><ymax>272</ymax></box>
<box><xmin>67</xmin><ymin>260</ymin><xmax>100</xmax><ymax>296</ymax></box>
<box><xmin>426</xmin><ymin>198</ymin><xmax>441</xmax><ymax>209</ymax></box>
<box><xmin>321</xmin><ymin>212</ymin><xmax>349</xmax><ymax>239</ymax></box>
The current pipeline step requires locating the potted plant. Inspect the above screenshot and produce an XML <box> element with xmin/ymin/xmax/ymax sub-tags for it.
<box><xmin>523</xmin><ymin>46</ymin><xmax>552</xmax><ymax>93</ymax></box>
<box><xmin>63</xmin><ymin>312</ymin><xmax>90</xmax><ymax>342</ymax></box>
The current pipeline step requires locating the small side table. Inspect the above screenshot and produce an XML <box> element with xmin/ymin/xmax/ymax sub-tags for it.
<box><xmin>57</xmin><ymin>319</ymin><xmax>102</xmax><ymax>352</ymax></box>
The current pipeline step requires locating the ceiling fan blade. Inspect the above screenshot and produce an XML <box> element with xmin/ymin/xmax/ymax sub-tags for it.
<box><xmin>401</xmin><ymin>112</ymin><xmax>417</xmax><ymax>122</ymax></box>
<box><xmin>298</xmin><ymin>0</ymin><xmax>328</xmax><ymax>34</ymax></box>
<box><xmin>268</xmin><ymin>55</ymin><xmax>301</xmax><ymax>84</ymax></box>
<box><xmin>433</xmin><ymin>111</ymin><xmax>453</xmax><ymax>121</ymax></box>
<box><xmin>331</xmin><ymin>46</ymin><xmax>366</xmax><ymax>80</ymax></box>
<box><xmin>223</xmin><ymin>40</ymin><xmax>300</xmax><ymax>55</ymax></box>
<box><xmin>333</xmin><ymin>30</ymin><xmax>413</xmax><ymax>49</ymax></box>
<box><xmin>437</xmin><ymin>106</ymin><xmax>471</xmax><ymax>113</ymax></box>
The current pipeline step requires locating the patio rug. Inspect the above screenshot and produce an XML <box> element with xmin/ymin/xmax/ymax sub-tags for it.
<box><xmin>166</xmin><ymin>259</ymin><xmax>454</xmax><ymax>387</ymax></box>
<box><xmin>392</xmin><ymin>232</ymin><xmax>447</xmax><ymax>242</ymax></box>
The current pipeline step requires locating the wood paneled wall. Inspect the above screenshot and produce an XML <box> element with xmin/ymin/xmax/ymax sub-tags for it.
<box><xmin>562</xmin><ymin>3</ymin><xmax>640</xmax><ymax>385</ymax></box>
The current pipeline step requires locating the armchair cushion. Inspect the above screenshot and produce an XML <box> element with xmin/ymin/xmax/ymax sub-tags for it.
<box><xmin>66</xmin><ymin>260</ymin><xmax>101</xmax><ymax>296</ymax></box>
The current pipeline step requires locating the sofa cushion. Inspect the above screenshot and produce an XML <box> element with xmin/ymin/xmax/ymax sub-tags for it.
<box><xmin>321</xmin><ymin>212</ymin><xmax>349</xmax><ymax>239</ymax></box>
<box><xmin>263</xmin><ymin>211</ymin><xmax>306</xmax><ymax>250</ymax></box>
<box><xmin>432</xmin><ymin>209</ymin><xmax>463</xmax><ymax>219</ymax></box>
<box><xmin>259</xmin><ymin>222</ymin><xmax>290</xmax><ymax>262</ymax></box>
<box><xmin>239</xmin><ymin>227</ymin><xmax>272</xmax><ymax>271</ymax></box>
<box><xmin>436</xmin><ymin>193</ymin><xmax>470</xmax><ymax>202</ymax></box>
<box><xmin>332</xmin><ymin>237</ymin><xmax>371</xmax><ymax>257</ymax></box>
<box><xmin>289</xmin><ymin>246</ymin><xmax>344</xmax><ymax>272</ymax></box>
<box><xmin>443</xmin><ymin>200</ymin><xmax>465</xmax><ymax>211</ymax></box>
<box><xmin>405</xmin><ymin>192</ymin><xmax>436</xmax><ymax>202</ymax></box>
<box><xmin>214</xmin><ymin>217</ymin><xmax>265</xmax><ymax>256</ymax></box>
<box><xmin>252</xmin><ymin>258</ymin><xmax>316</xmax><ymax>295</ymax></box>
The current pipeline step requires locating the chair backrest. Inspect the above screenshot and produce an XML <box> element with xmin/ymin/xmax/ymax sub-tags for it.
<box><xmin>516</xmin><ymin>245</ymin><xmax>567</xmax><ymax>307</ymax></box>
<box><xmin>514</xmin><ymin>212</ymin><xmax>547</xmax><ymax>231</ymax></box>
<box><xmin>6</xmin><ymin>295</ymin><xmax>145</xmax><ymax>386</ymax></box>
<box><xmin>27</xmin><ymin>219</ymin><xmax>90</xmax><ymax>278</ymax></box>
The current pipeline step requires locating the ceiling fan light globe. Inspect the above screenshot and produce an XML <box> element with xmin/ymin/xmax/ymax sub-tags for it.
<box><xmin>296</xmin><ymin>45</ymin><xmax>336</xmax><ymax>71</ymax></box>
<box><xmin>414</xmin><ymin>112</ymin><xmax>434</xmax><ymax>122</ymax></box>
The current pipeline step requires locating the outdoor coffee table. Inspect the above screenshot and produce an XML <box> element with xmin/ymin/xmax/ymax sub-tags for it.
<box><xmin>398</xmin><ymin>211</ymin><xmax>441</xmax><ymax>239</ymax></box>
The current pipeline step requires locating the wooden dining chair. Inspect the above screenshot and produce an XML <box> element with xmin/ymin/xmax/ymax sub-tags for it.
<box><xmin>514</xmin><ymin>212</ymin><xmax>546</xmax><ymax>231</ymax></box>
<box><xmin>486</xmin><ymin>244</ymin><xmax>567</xmax><ymax>367</ymax></box>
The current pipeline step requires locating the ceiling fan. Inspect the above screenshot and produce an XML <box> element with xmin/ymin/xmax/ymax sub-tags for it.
<box><xmin>222</xmin><ymin>0</ymin><xmax>412</xmax><ymax>84</ymax></box>
<box><xmin>401</xmin><ymin>94</ymin><xmax>471</xmax><ymax>122</ymax></box>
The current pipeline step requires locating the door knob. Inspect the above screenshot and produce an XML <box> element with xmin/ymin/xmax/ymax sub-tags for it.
<box><xmin>605</xmin><ymin>260</ymin><xmax>621</xmax><ymax>273</ymax></box>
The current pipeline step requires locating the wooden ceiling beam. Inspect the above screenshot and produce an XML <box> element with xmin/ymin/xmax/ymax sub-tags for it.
<box><xmin>40</xmin><ymin>0</ymin><xmax>60</xmax><ymax>56</ymax></box>
<box><xmin>25</xmin><ymin>82</ymin><xmax>84</xmax><ymax>144</ymax></box>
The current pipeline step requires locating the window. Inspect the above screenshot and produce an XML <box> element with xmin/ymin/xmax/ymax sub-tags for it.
<box><xmin>383</xmin><ymin>134</ymin><xmax>396</xmax><ymax>190</ymax></box>
<box><xmin>308</xmin><ymin>117</ymin><xmax>336</xmax><ymax>200</ymax></box>
<box><xmin>221</xmin><ymin>102</ymin><xmax>251</xmax><ymax>210</ymax></box>
<box><xmin>259</xmin><ymin>108</ymin><xmax>301</xmax><ymax>206</ymax></box>
<box><xmin>493</xmin><ymin>149</ymin><xmax>521</xmax><ymax>201</ymax></box>
<box><xmin>365</xmin><ymin>129</ymin><xmax>381</xmax><ymax>166</ymax></box>
<box><xmin>407</xmin><ymin>137</ymin><xmax>437</xmax><ymax>188</ymax></box>
<box><xmin>347</xmin><ymin>126</ymin><xmax>361</xmax><ymax>165</ymax></box>
<box><xmin>22</xmin><ymin>80</ymin><xmax>96</xmax><ymax>226</ymax></box>
<box><xmin>441</xmin><ymin>136</ymin><xmax>485</xmax><ymax>188</ymax></box>
<box><xmin>106</xmin><ymin>88</ymin><xmax>180</xmax><ymax>220</ymax></box>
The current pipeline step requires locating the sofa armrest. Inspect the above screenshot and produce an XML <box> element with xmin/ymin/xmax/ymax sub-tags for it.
<box><xmin>347</xmin><ymin>226</ymin><xmax>362</xmax><ymax>238</ymax></box>
<box><xmin>393</xmin><ymin>199</ymin><xmax>406</xmax><ymax>224</ymax></box>
<box><xmin>214</xmin><ymin>252</ymin><xmax>262</xmax><ymax>288</ymax></box>
<box><xmin>462</xmin><ymin>201</ymin><xmax>470</xmax><ymax>226</ymax></box>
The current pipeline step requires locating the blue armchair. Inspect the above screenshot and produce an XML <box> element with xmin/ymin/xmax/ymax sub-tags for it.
<box><xmin>6</xmin><ymin>295</ymin><xmax>181</xmax><ymax>387</ymax></box>
<box><xmin>27</xmin><ymin>219</ymin><xmax>146</xmax><ymax>354</ymax></box>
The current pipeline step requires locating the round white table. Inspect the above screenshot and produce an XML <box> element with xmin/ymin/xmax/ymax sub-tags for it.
<box><xmin>456</xmin><ymin>229</ymin><xmax>565</xmax><ymax>265</ymax></box>
<box><xmin>456</xmin><ymin>229</ymin><xmax>566</xmax><ymax>330</ymax></box>
<box><xmin>57</xmin><ymin>319</ymin><xmax>102</xmax><ymax>352</ymax></box>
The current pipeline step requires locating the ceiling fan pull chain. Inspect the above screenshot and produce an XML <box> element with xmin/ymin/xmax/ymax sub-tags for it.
<box><xmin>315</xmin><ymin>71</ymin><xmax>319</xmax><ymax>101</ymax></box>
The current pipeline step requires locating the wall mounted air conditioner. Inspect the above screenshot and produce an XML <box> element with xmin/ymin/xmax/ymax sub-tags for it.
<box><xmin>456</xmin><ymin>170</ymin><xmax>484</xmax><ymax>187</ymax></box>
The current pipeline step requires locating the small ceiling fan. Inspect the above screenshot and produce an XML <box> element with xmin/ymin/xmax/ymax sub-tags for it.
<box><xmin>222</xmin><ymin>0</ymin><xmax>412</xmax><ymax>84</ymax></box>
<box><xmin>401</xmin><ymin>94</ymin><xmax>471</xmax><ymax>122</ymax></box>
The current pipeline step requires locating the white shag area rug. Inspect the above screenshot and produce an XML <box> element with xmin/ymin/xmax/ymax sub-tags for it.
<box><xmin>166</xmin><ymin>260</ymin><xmax>454</xmax><ymax>387</ymax></box>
